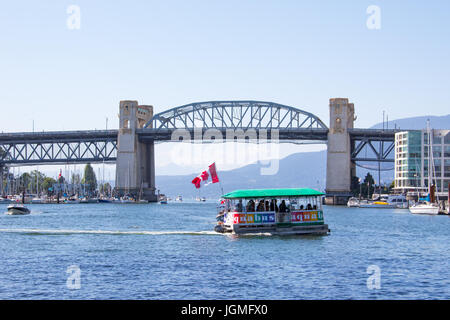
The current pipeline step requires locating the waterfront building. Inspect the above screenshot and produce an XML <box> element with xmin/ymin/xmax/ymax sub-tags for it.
<box><xmin>394</xmin><ymin>129</ymin><xmax>450</xmax><ymax>195</ymax></box>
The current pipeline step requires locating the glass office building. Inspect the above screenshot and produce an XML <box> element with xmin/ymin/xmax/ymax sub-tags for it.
<box><xmin>394</xmin><ymin>129</ymin><xmax>450</xmax><ymax>194</ymax></box>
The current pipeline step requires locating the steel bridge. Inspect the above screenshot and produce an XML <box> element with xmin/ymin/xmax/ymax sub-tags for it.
<box><xmin>0</xmin><ymin>99</ymin><xmax>400</xmax><ymax>204</ymax></box>
<box><xmin>0</xmin><ymin>101</ymin><xmax>397</xmax><ymax>165</ymax></box>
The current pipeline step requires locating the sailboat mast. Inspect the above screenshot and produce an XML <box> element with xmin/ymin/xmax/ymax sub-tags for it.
<box><xmin>427</xmin><ymin>120</ymin><xmax>432</xmax><ymax>195</ymax></box>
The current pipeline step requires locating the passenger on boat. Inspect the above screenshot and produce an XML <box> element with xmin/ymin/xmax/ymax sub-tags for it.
<box><xmin>279</xmin><ymin>200</ymin><xmax>288</xmax><ymax>213</ymax></box>
<box><xmin>236</xmin><ymin>200</ymin><xmax>243</xmax><ymax>212</ymax></box>
<box><xmin>307</xmin><ymin>203</ymin><xmax>312</xmax><ymax>210</ymax></box>
<box><xmin>256</xmin><ymin>200</ymin><xmax>265</xmax><ymax>212</ymax></box>
<box><xmin>270</xmin><ymin>199</ymin><xmax>279</xmax><ymax>212</ymax></box>
<box><xmin>265</xmin><ymin>200</ymin><xmax>270</xmax><ymax>211</ymax></box>
<box><xmin>300</xmin><ymin>204</ymin><xmax>304</xmax><ymax>210</ymax></box>
<box><xmin>246</xmin><ymin>200</ymin><xmax>255</xmax><ymax>212</ymax></box>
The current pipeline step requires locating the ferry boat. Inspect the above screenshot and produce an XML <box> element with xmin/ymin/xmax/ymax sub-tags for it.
<box><xmin>214</xmin><ymin>188</ymin><xmax>329</xmax><ymax>236</ymax></box>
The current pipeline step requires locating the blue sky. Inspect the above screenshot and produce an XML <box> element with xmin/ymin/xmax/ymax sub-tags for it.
<box><xmin>1</xmin><ymin>1</ymin><xmax>449</xmax><ymax>176</ymax></box>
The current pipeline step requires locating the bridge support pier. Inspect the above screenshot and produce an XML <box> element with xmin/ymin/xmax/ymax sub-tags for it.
<box><xmin>115</xmin><ymin>101</ymin><xmax>157</xmax><ymax>202</ymax></box>
<box><xmin>325</xmin><ymin>98</ymin><xmax>355</xmax><ymax>205</ymax></box>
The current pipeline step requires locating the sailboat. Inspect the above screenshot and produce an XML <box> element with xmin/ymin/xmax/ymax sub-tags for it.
<box><xmin>409</xmin><ymin>121</ymin><xmax>439</xmax><ymax>215</ymax></box>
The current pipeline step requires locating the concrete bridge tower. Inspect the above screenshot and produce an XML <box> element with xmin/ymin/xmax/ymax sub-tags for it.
<box><xmin>325</xmin><ymin>98</ymin><xmax>356</xmax><ymax>205</ymax></box>
<box><xmin>115</xmin><ymin>100</ymin><xmax>157</xmax><ymax>202</ymax></box>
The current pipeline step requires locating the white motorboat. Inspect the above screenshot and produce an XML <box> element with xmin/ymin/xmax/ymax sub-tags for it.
<box><xmin>409</xmin><ymin>202</ymin><xmax>439</xmax><ymax>215</ymax></box>
<box><xmin>386</xmin><ymin>195</ymin><xmax>409</xmax><ymax>209</ymax></box>
<box><xmin>65</xmin><ymin>198</ymin><xmax>81</xmax><ymax>204</ymax></box>
<box><xmin>120</xmin><ymin>195</ymin><xmax>136</xmax><ymax>203</ymax></box>
<box><xmin>0</xmin><ymin>197</ymin><xmax>12</xmax><ymax>204</ymax></box>
<box><xmin>5</xmin><ymin>204</ymin><xmax>31</xmax><ymax>215</ymax></box>
<box><xmin>175</xmin><ymin>195</ymin><xmax>183</xmax><ymax>201</ymax></box>
<box><xmin>31</xmin><ymin>197</ymin><xmax>45</xmax><ymax>204</ymax></box>
<box><xmin>359</xmin><ymin>200</ymin><xmax>396</xmax><ymax>209</ymax></box>
<box><xmin>347</xmin><ymin>197</ymin><xmax>360</xmax><ymax>207</ymax></box>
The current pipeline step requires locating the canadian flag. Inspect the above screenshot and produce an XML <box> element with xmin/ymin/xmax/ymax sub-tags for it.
<box><xmin>191</xmin><ymin>162</ymin><xmax>220</xmax><ymax>189</ymax></box>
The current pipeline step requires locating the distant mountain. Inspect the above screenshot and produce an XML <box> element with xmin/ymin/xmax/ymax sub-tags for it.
<box><xmin>156</xmin><ymin>114</ymin><xmax>450</xmax><ymax>198</ymax></box>
<box><xmin>370</xmin><ymin>114</ymin><xmax>450</xmax><ymax>130</ymax></box>
<box><xmin>156</xmin><ymin>151</ymin><xmax>326</xmax><ymax>199</ymax></box>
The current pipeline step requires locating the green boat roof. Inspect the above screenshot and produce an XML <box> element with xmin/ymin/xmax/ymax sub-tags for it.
<box><xmin>222</xmin><ymin>188</ymin><xmax>324</xmax><ymax>199</ymax></box>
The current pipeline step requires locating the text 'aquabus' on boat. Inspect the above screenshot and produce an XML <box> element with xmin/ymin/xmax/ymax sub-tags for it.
<box><xmin>215</xmin><ymin>188</ymin><xmax>329</xmax><ymax>236</ymax></box>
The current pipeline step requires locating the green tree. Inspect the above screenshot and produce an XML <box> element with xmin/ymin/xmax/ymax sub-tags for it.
<box><xmin>82</xmin><ymin>163</ymin><xmax>97</xmax><ymax>194</ymax></box>
<box><xmin>42</xmin><ymin>177</ymin><xmax>57</xmax><ymax>195</ymax></box>
<box><xmin>351</xmin><ymin>176</ymin><xmax>361</xmax><ymax>197</ymax></box>
<box><xmin>19</xmin><ymin>172</ymin><xmax>32</xmax><ymax>192</ymax></box>
<box><xmin>99</xmin><ymin>182</ymin><xmax>111</xmax><ymax>196</ymax></box>
<box><xmin>29</xmin><ymin>170</ymin><xmax>46</xmax><ymax>194</ymax></box>
<box><xmin>361</xmin><ymin>173</ymin><xmax>376</xmax><ymax>199</ymax></box>
<box><xmin>71</xmin><ymin>173</ymin><xmax>81</xmax><ymax>185</ymax></box>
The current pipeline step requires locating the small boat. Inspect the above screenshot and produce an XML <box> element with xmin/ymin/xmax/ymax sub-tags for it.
<box><xmin>31</xmin><ymin>197</ymin><xmax>45</xmax><ymax>204</ymax></box>
<box><xmin>409</xmin><ymin>202</ymin><xmax>439</xmax><ymax>215</ymax></box>
<box><xmin>215</xmin><ymin>188</ymin><xmax>329</xmax><ymax>236</ymax></box>
<box><xmin>5</xmin><ymin>204</ymin><xmax>31</xmax><ymax>215</ymax></box>
<box><xmin>409</xmin><ymin>120</ymin><xmax>440</xmax><ymax>216</ymax></box>
<box><xmin>159</xmin><ymin>194</ymin><xmax>168</xmax><ymax>204</ymax></box>
<box><xmin>359</xmin><ymin>200</ymin><xmax>396</xmax><ymax>209</ymax></box>
<box><xmin>0</xmin><ymin>197</ymin><xmax>12</xmax><ymax>204</ymax></box>
<box><xmin>175</xmin><ymin>195</ymin><xmax>183</xmax><ymax>201</ymax></box>
<box><xmin>65</xmin><ymin>198</ymin><xmax>81</xmax><ymax>204</ymax></box>
<box><xmin>120</xmin><ymin>195</ymin><xmax>136</xmax><ymax>203</ymax></box>
<box><xmin>347</xmin><ymin>197</ymin><xmax>360</xmax><ymax>207</ymax></box>
<box><xmin>98</xmin><ymin>198</ymin><xmax>112</xmax><ymax>203</ymax></box>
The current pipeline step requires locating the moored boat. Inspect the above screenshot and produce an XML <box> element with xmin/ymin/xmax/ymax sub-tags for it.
<box><xmin>359</xmin><ymin>200</ymin><xmax>396</xmax><ymax>209</ymax></box>
<box><xmin>215</xmin><ymin>188</ymin><xmax>329</xmax><ymax>236</ymax></box>
<box><xmin>5</xmin><ymin>204</ymin><xmax>31</xmax><ymax>215</ymax></box>
<box><xmin>409</xmin><ymin>202</ymin><xmax>439</xmax><ymax>215</ymax></box>
<box><xmin>0</xmin><ymin>197</ymin><xmax>12</xmax><ymax>204</ymax></box>
<box><xmin>347</xmin><ymin>197</ymin><xmax>360</xmax><ymax>207</ymax></box>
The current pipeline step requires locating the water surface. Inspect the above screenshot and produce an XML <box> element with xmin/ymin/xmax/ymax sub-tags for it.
<box><xmin>0</xmin><ymin>202</ymin><xmax>449</xmax><ymax>299</ymax></box>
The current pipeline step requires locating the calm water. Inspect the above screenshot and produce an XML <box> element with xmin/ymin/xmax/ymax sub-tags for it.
<box><xmin>0</xmin><ymin>202</ymin><xmax>449</xmax><ymax>300</ymax></box>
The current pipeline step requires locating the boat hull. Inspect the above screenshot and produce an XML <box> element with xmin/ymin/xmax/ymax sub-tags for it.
<box><xmin>216</xmin><ymin>223</ymin><xmax>329</xmax><ymax>236</ymax></box>
<box><xmin>6</xmin><ymin>207</ymin><xmax>31</xmax><ymax>215</ymax></box>
<box><xmin>409</xmin><ymin>205</ymin><xmax>439</xmax><ymax>215</ymax></box>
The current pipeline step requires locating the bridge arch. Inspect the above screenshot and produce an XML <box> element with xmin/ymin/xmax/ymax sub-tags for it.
<box><xmin>144</xmin><ymin>101</ymin><xmax>328</xmax><ymax>130</ymax></box>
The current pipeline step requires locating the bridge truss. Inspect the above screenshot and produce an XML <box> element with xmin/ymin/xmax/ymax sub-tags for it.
<box><xmin>349</xmin><ymin>129</ymin><xmax>397</xmax><ymax>164</ymax></box>
<box><xmin>145</xmin><ymin>101</ymin><xmax>328</xmax><ymax>130</ymax></box>
<box><xmin>0</xmin><ymin>130</ymin><xmax>118</xmax><ymax>165</ymax></box>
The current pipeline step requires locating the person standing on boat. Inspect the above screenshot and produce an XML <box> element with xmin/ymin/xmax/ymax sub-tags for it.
<box><xmin>257</xmin><ymin>200</ymin><xmax>265</xmax><ymax>212</ymax></box>
<box><xmin>236</xmin><ymin>199</ymin><xmax>243</xmax><ymax>212</ymax></box>
<box><xmin>279</xmin><ymin>200</ymin><xmax>287</xmax><ymax>213</ymax></box>
<box><xmin>246</xmin><ymin>199</ymin><xmax>255</xmax><ymax>212</ymax></box>
<box><xmin>270</xmin><ymin>199</ymin><xmax>279</xmax><ymax>212</ymax></box>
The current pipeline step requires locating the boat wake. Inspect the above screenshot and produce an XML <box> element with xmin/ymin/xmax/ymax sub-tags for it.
<box><xmin>0</xmin><ymin>228</ymin><xmax>223</xmax><ymax>236</ymax></box>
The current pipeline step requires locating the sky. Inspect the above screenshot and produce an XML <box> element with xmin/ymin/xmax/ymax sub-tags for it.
<box><xmin>1</xmin><ymin>0</ymin><xmax>449</xmax><ymax>178</ymax></box>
